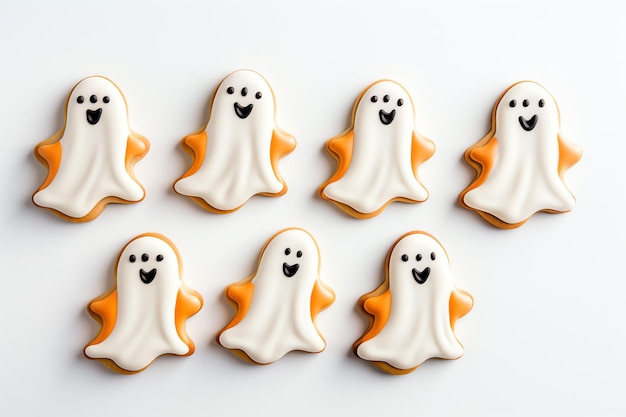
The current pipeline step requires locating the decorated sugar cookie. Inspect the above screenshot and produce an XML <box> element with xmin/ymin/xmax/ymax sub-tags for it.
<box><xmin>319</xmin><ymin>80</ymin><xmax>435</xmax><ymax>219</ymax></box>
<box><xmin>32</xmin><ymin>76</ymin><xmax>149</xmax><ymax>222</ymax></box>
<box><xmin>460</xmin><ymin>81</ymin><xmax>582</xmax><ymax>228</ymax></box>
<box><xmin>84</xmin><ymin>233</ymin><xmax>203</xmax><ymax>374</ymax></box>
<box><xmin>354</xmin><ymin>231</ymin><xmax>473</xmax><ymax>375</ymax></box>
<box><xmin>174</xmin><ymin>69</ymin><xmax>296</xmax><ymax>213</ymax></box>
<box><xmin>217</xmin><ymin>228</ymin><xmax>335</xmax><ymax>365</ymax></box>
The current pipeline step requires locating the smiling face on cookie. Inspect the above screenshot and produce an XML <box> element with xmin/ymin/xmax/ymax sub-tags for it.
<box><xmin>281</xmin><ymin>246</ymin><xmax>303</xmax><ymax>278</ymax></box>
<box><xmin>389</xmin><ymin>232</ymin><xmax>451</xmax><ymax>294</ymax></box>
<box><xmin>496</xmin><ymin>81</ymin><xmax>559</xmax><ymax>136</ymax></box>
<box><xmin>67</xmin><ymin>76</ymin><xmax>126</xmax><ymax>128</ymax></box>
<box><xmin>257</xmin><ymin>228</ymin><xmax>319</xmax><ymax>282</ymax></box>
<box><xmin>213</xmin><ymin>69</ymin><xmax>274</xmax><ymax>122</ymax></box>
<box><xmin>356</xmin><ymin>80</ymin><xmax>412</xmax><ymax>128</ymax></box>
<box><xmin>399</xmin><ymin>250</ymin><xmax>436</xmax><ymax>285</ymax></box>
<box><xmin>117</xmin><ymin>235</ymin><xmax>180</xmax><ymax>289</ymax></box>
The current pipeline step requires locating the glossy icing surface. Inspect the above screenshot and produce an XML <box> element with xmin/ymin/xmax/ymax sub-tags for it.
<box><xmin>84</xmin><ymin>233</ymin><xmax>203</xmax><ymax>373</ymax></box>
<box><xmin>33</xmin><ymin>76</ymin><xmax>149</xmax><ymax>221</ymax></box>
<box><xmin>355</xmin><ymin>232</ymin><xmax>473</xmax><ymax>373</ymax></box>
<box><xmin>174</xmin><ymin>69</ymin><xmax>296</xmax><ymax>213</ymax></box>
<box><xmin>320</xmin><ymin>80</ymin><xmax>435</xmax><ymax>218</ymax></box>
<box><xmin>461</xmin><ymin>81</ymin><xmax>582</xmax><ymax>227</ymax></box>
<box><xmin>218</xmin><ymin>228</ymin><xmax>335</xmax><ymax>364</ymax></box>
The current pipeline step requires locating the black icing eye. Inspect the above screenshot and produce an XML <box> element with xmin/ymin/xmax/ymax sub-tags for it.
<box><xmin>383</xmin><ymin>95</ymin><xmax>390</xmax><ymax>103</ymax></box>
<box><xmin>416</xmin><ymin>254</ymin><xmax>422</xmax><ymax>261</ymax></box>
<box><xmin>141</xmin><ymin>253</ymin><xmax>149</xmax><ymax>262</ymax></box>
<box><xmin>539</xmin><ymin>99</ymin><xmax>545</xmax><ymax>107</ymax></box>
<box><xmin>296</xmin><ymin>251</ymin><xmax>302</xmax><ymax>258</ymax></box>
<box><xmin>397</xmin><ymin>98</ymin><xmax>404</xmax><ymax>106</ymax></box>
<box><xmin>401</xmin><ymin>254</ymin><xmax>409</xmax><ymax>262</ymax></box>
<box><xmin>103</xmin><ymin>96</ymin><xmax>110</xmax><ymax>103</ymax></box>
<box><xmin>90</xmin><ymin>95</ymin><xmax>97</xmax><ymax>103</ymax></box>
<box><xmin>77</xmin><ymin>96</ymin><xmax>84</xmax><ymax>104</ymax></box>
<box><xmin>156</xmin><ymin>255</ymin><xmax>163</xmax><ymax>262</ymax></box>
<box><xmin>226</xmin><ymin>87</ymin><xmax>234</xmax><ymax>94</ymax></box>
<box><xmin>371</xmin><ymin>95</ymin><xmax>378</xmax><ymax>103</ymax></box>
<box><xmin>431</xmin><ymin>252</ymin><xmax>436</xmax><ymax>261</ymax></box>
<box><xmin>523</xmin><ymin>99</ymin><xmax>529</xmax><ymax>107</ymax></box>
<box><xmin>285</xmin><ymin>248</ymin><xmax>291</xmax><ymax>255</ymax></box>
<box><xmin>129</xmin><ymin>255</ymin><xmax>136</xmax><ymax>263</ymax></box>
<box><xmin>509</xmin><ymin>100</ymin><xmax>516</xmax><ymax>108</ymax></box>
<box><xmin>241</xmin><ymin>87</ymin><xmax>248</xmax><ymax>96</ymax></box>
<box><xmin>255</xmin><ymin>91</ymin><xmax>262</xmax><ymax>99</ymax></box>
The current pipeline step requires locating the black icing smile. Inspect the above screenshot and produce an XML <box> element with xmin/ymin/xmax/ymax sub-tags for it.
<box><xmin>282</xmin><ymin>262</ymin><xmax>299</xmax><ymax>278</ymax></box>
<box><xmin>412</xmin><ymin>267</ymin><xmax>430</xmax><ymax>284</ymax></box>
<box><xmin>234</xmin><ymin>102</ymin><xmax>253</xmax><ymax>119</ymax></box>
<box><xmin>519</xmin><ymin>115</ymin><xmax>538</xmax><ymax>131</ymax></box>
<box><xmin>86</xmin><ymin>108</ymin><xmax>102</xmax><ymax>125</ymax></box>
<box><xmin>140</xmin><ymin>268</ymin><xmax>157</xmax><ymax>284</ymax></box>
<box><xmin>379</xmin><ymin>109</ymin><xmax>396</xmax><ymax>125</ymax></box>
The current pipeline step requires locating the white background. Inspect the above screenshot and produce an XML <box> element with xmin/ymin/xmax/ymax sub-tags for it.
<box><xmin>1</xmin><ymin>1</ymin><xmax>625</xmax><ymax>416</ymax></box>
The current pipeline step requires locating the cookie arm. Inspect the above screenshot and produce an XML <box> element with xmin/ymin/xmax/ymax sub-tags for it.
<box><xmin>269</xmin><ymin>129</ymin><xmax>297</xmax><ymax>194</ymax></box>
<box><xmin>270</xmin><ymin>129</ymin><xmax>296</xmax><ymax>165</ymax></box>
<box><xmin>411</xmin><ymin>132</ymin><xmax>435</xmax><ymax>175</ymax></box>
<box><xmin>468</xmin><ymin>137</ymin><xmax>498</xmax><ymax>174</ymax></box>
<box><xmin>557</xmin><ymin>134</ymin><xmax>582</xmax><ymax>177</ymax></box>
<box><xmin>459</xmin><ymin>137</ymin><xmax>498</xmax><ymax>205</ymax></box>
<box><xmin>449</xmin><ymin>288</ymin><xmax>473</xmax><ymax>329</ymax></box>
<box><xmin>178</xmin><ymin>130</ymin><xmax>208</xmax><ymax>178</ymax></box>
<box><xmin>34</xmin><ymin>141</ymin><xmax>62</xmax><ymax>190</ymax></box>
<box><xmin>358</xmin><ymin>289</ymin><xmax>392</xmax><ymax>343</ymax></box>
<box><xmin>220</xmin><ymin>281</ymin><xmax>255</xmax><ymax>332</ymax></box>
<box><xmin>174</xmin><ymin>287</ymin><xmax>204</xmax><ymax>355</ymax></box>
<box><xmin>318</xmin><ymin>130</ymin><xmax>355</xmax><ymax>197</ymax></box>
<box><xmin>86</xmin><ymin>289</ymin><xmax>118</xmax><ymax>346</ymax></box>
<box><xmin>310</xmin><ymin>280</ymin><xmax>335</xmax><ymax>318</ymax></box>
<box><xmin>125</xmin><ymin>133</ymin><xmax>150</xmax><ymax>168</ymax></box>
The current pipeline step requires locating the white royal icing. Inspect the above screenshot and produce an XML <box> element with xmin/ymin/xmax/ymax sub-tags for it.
<box><xmin>33</xmin><ymin>76</ymin><xmax>146</xmax><ymax>219</ymax></box>
<box><xmin>85</xmin><ymin>235</ymin><xmax>191</xmax><ymax>372</ymax></box>
<box><xmin>174</xmin><ymin>69</ymin><xmax>291</xmax><ymax>211</ymax></box>
<box><xmin>357</xmin><ymin>233</ymin><xmax>465</xmax><ymax>370</ymax></box>
<box><xmin>322</xmin><ymin>80</ymin><xmax>430</xmax><ymax>215</ymax></box>
<box><xmin>463</xmin><ymin>81</ymin><xmax>578</xmax><ymax>224</ymax></box>
<box><xmin>219</xmin><ymin>228</ymin><xmax>330</xmax><ymax>364</ymax></box>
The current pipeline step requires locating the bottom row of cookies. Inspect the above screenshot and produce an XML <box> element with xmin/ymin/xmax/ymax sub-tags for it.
<box><xmin>83</xmin><ymin>228</ymin><xmax>473</xmax><ymax>375</ymax></box>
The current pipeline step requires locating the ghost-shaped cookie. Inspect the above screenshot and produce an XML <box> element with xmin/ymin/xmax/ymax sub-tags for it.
<box><xmin>460</xmin><ymin>81</ymin><xmax>582</xmax><ymax>228</ymax></box>
<box><xmin>319</xmin><ymin>80</ymin><xmax>435</xmax><ymax>219</ymax></box>
<box><xmin>32</xmin><ymin>76</ymin><xmax>149</xmax><ymax>222</ymax></box>
<box><xmin>217</xmin><ymin>228</ymin><xmax>335</xmax><ymax>364</ymax></box>
<box><xmin>84</xmin><ymin>233</ymin><xmax>203</xmax><ymax>374</ymax></box>
<box><xmin>354</xmin><ymin>231</ymin><xmax>473</xmax><ymax>375</ymax></box>
<box><xmin>174</xmin><ymin>69</ymin><xmax>296</xmax><ymax>213</ymax></box>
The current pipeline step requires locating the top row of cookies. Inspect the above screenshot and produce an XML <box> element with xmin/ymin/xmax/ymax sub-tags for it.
<box><xmin>31</xmin><ymin>69</ymin><xmax>582</xmax><ymax>229</ymax></box>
